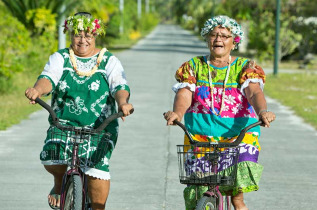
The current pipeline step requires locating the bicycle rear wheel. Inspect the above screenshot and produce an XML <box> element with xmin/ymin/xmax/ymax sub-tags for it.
<box><xmin>63</xmin><ymin>175</ymin><xmax>83</xmax><ymax>210</ymax></box>
<box><xmin>196</xmin><ymin>196</ymin><xmax>216</xmax><ymax>210</ymax></box>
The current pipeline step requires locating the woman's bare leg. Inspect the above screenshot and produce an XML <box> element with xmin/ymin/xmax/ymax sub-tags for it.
<box><xmin>87</xmin><ymin>176</ymin><xmax>110</xmax><ymax>210</ymax></box>
<box><xmin>44</xmin><ymin>165</ymin><xmax>67</xmax><ymax>207</ymax></box>
<box><xmin>231</xmin><ymin>192</ymin><xmax>248</xmax><ymax>210</ymax></box>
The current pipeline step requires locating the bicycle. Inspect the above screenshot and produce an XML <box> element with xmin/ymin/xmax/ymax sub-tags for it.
<box><xmin>173</xmin><ymin>119</ymin><xmax>262</xmax><ymax>210</ymax></box>
<box><xmin>35</xmin><ymin>97</ymin><xmax>130</xmax><ymax>210</ymax></box>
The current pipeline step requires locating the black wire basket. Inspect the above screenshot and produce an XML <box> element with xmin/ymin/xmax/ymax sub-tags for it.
<box><xmin>43</xmin><ymin>126</ymin><xmax>112</xmax><ymax>168</ymax></box>
<box><xmin>177</xmin><ymin>144</ymin><xmax>240</xmax><ymax>186</ymax></box>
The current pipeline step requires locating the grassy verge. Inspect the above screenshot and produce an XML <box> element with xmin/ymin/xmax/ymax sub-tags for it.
<box><xmin>0</xmin><ymin>72</ymin><xmax>42</xmax><ymax>130</ymax></box>
<box><xmin>264</xmin><ymin>72</ymin><xmax>317</xmax><ymax>129</ymax></box>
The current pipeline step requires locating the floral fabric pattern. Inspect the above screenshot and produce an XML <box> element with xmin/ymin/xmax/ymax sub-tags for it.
<box><xmin>239</xmin><ymin>60</ymin><xmax>266</xmax><ymax>84</ymax></box>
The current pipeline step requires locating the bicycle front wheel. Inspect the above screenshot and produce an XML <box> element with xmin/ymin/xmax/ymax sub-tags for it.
<box><xmin>222</xmin><ymin>196</ymin><xmax>231</xmax><ymax>210</ymax></box>
<box><xmin>196</xmin><ymin>196</ymin><xmax>216</xmax><ymax>210</ymax></box>
<box><xmin>64</xmin><ymin>175</ymin><xmax>83</xmax><ymax>210</ymax></box>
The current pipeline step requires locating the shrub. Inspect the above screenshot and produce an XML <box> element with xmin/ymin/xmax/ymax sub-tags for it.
<box><xmin>26</xmin><ymin>8</ymin><xmax>57</xmax><ymax>36</ymax></box>
<box><xmin>248</xmin><ymin>11</ymin><xmax>302</xmax><ymax>62</ymax></box>
<box><xmin>0</xmin><ymin>11</ymin><xmax>31</xmax><ymax>93</ymax></box>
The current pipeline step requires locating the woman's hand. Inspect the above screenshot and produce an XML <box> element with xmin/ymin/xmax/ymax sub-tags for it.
<box><xmin>25</xmin><ymin>78</ymin><xmax>52</xmax><ymax>104</ymax></box>
<box><xmin>25</xmin><ymin>87</ymin><xmax>41</xmax><ymax>104</ymax></box>
<box><xmin>118</xmin><ymin>103</ymin><xmax>134</xmax><ymax>121</ymax></box>
<box><xmin>259</xmin><ymin>110</ymin><xmax>276</xmax><ymax>128</ymax></box>
<box><xmin>164</xmin><ymin>111</ymin><xmax>181</xmax><ymax>126</ymax></box>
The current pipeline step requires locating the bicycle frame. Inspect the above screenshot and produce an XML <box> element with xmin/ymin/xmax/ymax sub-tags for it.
<box><xmin>59</xmin><ymin>132</ymin><xmax>86</xmax><ymax>210</ymax></box>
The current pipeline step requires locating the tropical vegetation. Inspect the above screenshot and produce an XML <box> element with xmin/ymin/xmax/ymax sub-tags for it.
<box><xmin>0</xmin><ymin>0</ymin><xmax>316</xmax><ymax>130</ymax></box>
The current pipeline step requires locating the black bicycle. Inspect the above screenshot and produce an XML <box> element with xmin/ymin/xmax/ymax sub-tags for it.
<box><xmin>36</xmin><ymin>98</ymin><xmax>131</xmax><ymax>210</ymax></box>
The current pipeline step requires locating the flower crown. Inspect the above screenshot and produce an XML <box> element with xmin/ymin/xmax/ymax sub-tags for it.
<box><xmin>63</xmin><ymin>14</ymin><xmax>106</xmax><ymax>36</ymax></box>
<box><xmin>201</xmin><ymin>15</ymin><xmax>244</xmax><ymax>49</ymax></box>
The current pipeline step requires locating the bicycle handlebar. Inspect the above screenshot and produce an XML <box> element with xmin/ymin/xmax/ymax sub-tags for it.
<box><xmin>35</xmin><ymin>98</ymin><xmax>133</xmax><ymax>133</ymax></box>
<box><xmin>173</xmin><ymin>119</ymin><xmax>263</xmax><ymax>148</ymax></box>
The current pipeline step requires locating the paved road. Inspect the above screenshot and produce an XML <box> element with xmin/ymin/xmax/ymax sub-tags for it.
<box><xmin>1</xmin><ymin>24</ymin><xmax>316</xmax><ymax>210</ymax></box>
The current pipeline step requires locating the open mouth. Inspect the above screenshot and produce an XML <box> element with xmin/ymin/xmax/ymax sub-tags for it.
<box><xmin>213</xmin><ymin>44</ymin><xmax>224</xmax><ymax>49</ymax></box>
<box><xmin>77</xmin><ymin>44</ymin><xmax>88</xmax><ymax>47</ymax></box>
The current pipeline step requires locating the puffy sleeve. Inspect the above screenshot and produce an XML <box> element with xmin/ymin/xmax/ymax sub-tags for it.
<box><xmin>239</xmin><ymin>60</ymin><xmax>266</xmax><ymax>96</ymax></box>
<box><xmin>172</xmin><ymin>61</ymin><xmax>196</xmax><ymax>93</ymax></box>
<box><xmin>38</xmin><ymin>52</ymin><xmax>65</xmax><ymax>93</ymax></box>
<box><xmin>104</xmin><ymin>55</ymin><xmax>130</xmax><ymax>97</ymax></box>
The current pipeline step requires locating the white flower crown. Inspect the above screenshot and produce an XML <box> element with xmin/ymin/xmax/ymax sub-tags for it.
<box><xmin>201</xmin><ymin>15</ymin><xmax>244</xmax><ymax>49</ymax></box>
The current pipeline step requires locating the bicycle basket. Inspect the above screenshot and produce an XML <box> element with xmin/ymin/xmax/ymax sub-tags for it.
<box><xmin>177</xmin><ymin>144</ymin><xmax>240</xmax><ymax>185</ymax></box>
<box><xmin>43</xmin><ymin>126</ymin><xmax>112</xmax><ymax>168</ymax></box>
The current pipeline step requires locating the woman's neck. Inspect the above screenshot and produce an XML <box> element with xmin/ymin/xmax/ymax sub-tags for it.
<box><xmin>208</xmin><ymin>54</ymin><xmax>233</xmax><ymax>67</ymax></box>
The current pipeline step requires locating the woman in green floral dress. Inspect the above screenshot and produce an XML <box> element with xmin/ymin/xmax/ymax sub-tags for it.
<box><xmin>164</xmin><ymin>15</ymin><xmax>276</xmax><ymax>210</ymax></box>
<box><xmin>25</xmin><ymin>12</ymin><xmax>133</xmax><ymax>210</ymax></box>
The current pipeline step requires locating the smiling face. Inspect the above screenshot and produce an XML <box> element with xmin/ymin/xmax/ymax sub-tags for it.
<box><xmin>207</xmin><ymin>26</ymin><xmax>235</xmax><ymax>59</ymax></box>
<box><xmin>71</xmin><ymin>31</ymin><xmax>96</xmax><ymax>57</ymax></box>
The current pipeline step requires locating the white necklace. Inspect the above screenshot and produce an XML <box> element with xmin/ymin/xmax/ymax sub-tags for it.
<box><xmin>69</xmin><ymin>47</ymin><xmax>107</xmax><ymax>77</ymax></box>
<box><xmin>207</xmin><ymin>55</ymin><xmax>231</xmax><ymax>116</ymax></box>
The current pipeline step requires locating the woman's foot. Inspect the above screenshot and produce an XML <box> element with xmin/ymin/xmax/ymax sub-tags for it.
<box><xmin>44</xmin><ymin>165</ymin><xmax>67</xmax><ymax>209</ymax></box>
<box><xmin>48</xmin><ymin>188</ymin><xmax>60</xmax><ymax>209</ymax></box>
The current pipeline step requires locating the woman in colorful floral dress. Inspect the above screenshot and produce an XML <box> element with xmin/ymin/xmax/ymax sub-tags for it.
<box><xmin>25</xmin><ymin>12</ymin><xmax>133</xmax><ymax>210</ymax></box>
<box><xmin>164</xmin><ymin>15</ymin><xmax>276</xmax><ymax>210</ymax></box>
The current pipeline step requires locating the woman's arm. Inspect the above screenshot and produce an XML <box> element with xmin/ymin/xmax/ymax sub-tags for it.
<box><xmin>114</xmin><ymin>90</ymin><xmax>133</xmax><ymax>119</ymax></box>
<box><xmin>244</xmin><ymin>82</ymin><xmax>276</xmax><ymax>127</ymax></box>
<box><xmin>164</xmin><ymin>88</ymin><xmax>193</xmax><ymax>125</ymax></box>
<box><xmin>25</xmin><ymin>78</ymin><xmax>53</xmax><ymax>104</ymax></box>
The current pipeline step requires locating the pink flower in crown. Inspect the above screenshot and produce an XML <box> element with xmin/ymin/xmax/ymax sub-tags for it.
<box><xmin>64</xmin><ymin>20</ymin><xmax>68</xmax><ymax>29</ymax></box>
<box><xmin>94</xmin><ymin>19</ymin><xmax>100</xmax><ymax>29</ymax></box>
<box><xmin>63</xmin><ymin>20</ymin><xmax>68</xmax><ymax>33</ymax></box>
<box><xmin>234</xmin><ymin>36</ymin><xmax>241</xmax><ymax>43</ymax></box>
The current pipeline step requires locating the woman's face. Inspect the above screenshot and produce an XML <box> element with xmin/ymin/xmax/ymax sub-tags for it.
<box><xmin>207</xmin><ymin>26</ymin><xmax>235</xmax><ymax>58</ymax></box>
<box><xmin>71</xmin><ymin>31</ymin><xmax>96</xmax><ymax>57</ymax></box>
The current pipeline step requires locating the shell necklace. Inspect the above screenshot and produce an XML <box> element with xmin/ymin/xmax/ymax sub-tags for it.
<box><xmin>207</xmin><ymin>55</ymin><xmax>231</xmax><ymax>116</ymax></box>
<box><xmin>69</xmin><ymin>47</ymin><xmax>107</xmax><ymax>77</ymax></box>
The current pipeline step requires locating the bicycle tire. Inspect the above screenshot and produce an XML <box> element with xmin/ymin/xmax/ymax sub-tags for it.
<box><xmin>63</xmin><ymin>175</ymin><xmax>83</xmax><ymax>210</ymax></box>
<box><xmin>222</xmin><ymin>196</ymin><xmax>231</xmax><ymax>210</ymax></box>
<box><xmin>196</xmin><ymin>196</ymin><xmax>216</xmax><ymax>210</ymax></box>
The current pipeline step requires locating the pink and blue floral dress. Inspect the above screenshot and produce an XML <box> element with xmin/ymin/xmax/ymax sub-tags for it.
<box><xmin>172</xmin><ymin>56</ymin><xmax>266</xmax><ymax>209</ymax></box>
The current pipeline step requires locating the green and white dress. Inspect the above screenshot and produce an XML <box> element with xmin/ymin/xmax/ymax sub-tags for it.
<box><xmin>38</xmin><ymin>48</ymin><xmax>130</xmax><ymax>180</ymax></box>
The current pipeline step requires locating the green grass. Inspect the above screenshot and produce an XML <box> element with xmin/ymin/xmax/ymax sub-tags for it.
<box><xmin>265</xmin><ymin>72</ymin><xmax>317</xmax><ymax>129</ymax></box>
<box><xmin>0</xmin><ymin>72</ymin><xmax>42</xmax><ymax>130</ymax></box>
